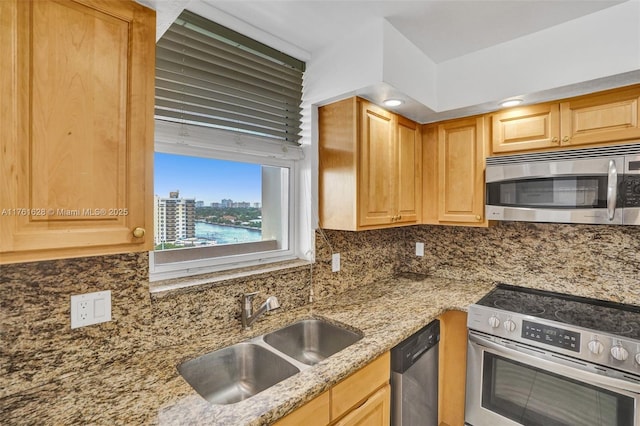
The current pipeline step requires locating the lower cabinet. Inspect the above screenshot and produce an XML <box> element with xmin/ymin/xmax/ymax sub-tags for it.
<box><xmin>333</xmin><ymin>384</ymin><xmax>390</xmax><ymax>426</ymax></box>
<box><xmin>437</xmin><ymin>311</ymin><xmax>468</xmax><ymax>426</ymax></box>
<box><xmin>275</xmin><ymin>352</ymin><xmax>390</xmax><ymax>426</ymax></box>
<box><xmin>274</xmin><ymin>391</ymin><xmax>330</xmax><ymax>426</ymax></box>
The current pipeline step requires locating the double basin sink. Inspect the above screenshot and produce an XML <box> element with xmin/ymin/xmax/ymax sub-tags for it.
<box><xmin>177</xmin><ymin>318</ymin><xmax>363</xmax><ymax>405</ymax></box>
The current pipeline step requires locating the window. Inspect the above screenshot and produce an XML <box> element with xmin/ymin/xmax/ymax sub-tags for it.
<box><xmin>150</xmin><ymin>11</ymin><xmax>304</xmax><ymax>281</ymax></box>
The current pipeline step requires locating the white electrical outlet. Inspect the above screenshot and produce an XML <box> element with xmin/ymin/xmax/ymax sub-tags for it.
<box><xmin>416</xmin><ymin>242</ymin><xmax>425</xmax><ymax>257</ymax></box>
<box><xmin>71</xmin><ymin>290</ymin><xmax>112</xmax><ymax>329</ymax></box>
<box><xmin>331</xmin><ymin>253</ymin><xmax>341</xmax><ymax>272</ymax></box>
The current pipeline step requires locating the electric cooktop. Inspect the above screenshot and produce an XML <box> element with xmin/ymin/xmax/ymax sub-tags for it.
<box><xmin>476</xmin><ymin>284</ymin><xmax>640</xmax><ymax>340</ymax></box>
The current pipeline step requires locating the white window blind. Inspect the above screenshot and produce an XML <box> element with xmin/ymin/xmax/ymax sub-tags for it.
<box><xmin>155</xmin><ymin>10</ymin><xmax>304</xmax><ymax>145</ymax></box>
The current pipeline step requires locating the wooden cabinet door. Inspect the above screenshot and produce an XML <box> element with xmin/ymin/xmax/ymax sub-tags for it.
<box><xmin>333</xmin><ymin>384</ymin><xmax>390</xmax><ymax>426</ymax></box>
<box><xmin>437</xmin><ymin>117</ymin><xmax>485</xmax><ymax>224</ymax></box>
<box><xmin>274</xmin><ymin>391</ymin><xmax>330</xmax><ymax>426</ymax></box>
<box><xmin>560</xmin><ymin>85</ymin><xmax>640</xmax><ymax>147</ymax></box>
<box><xmin>0</xmin><ymin>0</ymin><xmax>155</xmax><ymax>263</ymax></box>
<box><xmin>358</xmin><ymin>102</ymin><xmax>395</xmax><ymax>227</ymax></box>
<box><xmin>491</xmin><ymin>103</ymin><xmax>560</xmax><ymax>153</ymax></box>
<box><xmin>331</xmin><ymin>352</ymin><xmax>390</xmax><ymax>420</ymax></box>
<box><xmin>438</xmin><ymin>310</ymin><xmax>468</xmax><ymax>426</ymax></box>
<box><xmin>395</xmin><ymin>117</ymin><xmax>421</xmax><ymax>225</ymax></box>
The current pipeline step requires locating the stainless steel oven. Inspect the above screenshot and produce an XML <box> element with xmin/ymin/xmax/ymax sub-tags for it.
<box><xmin>466</xmin><ymin>285</ymin><xmax>640</xmax><ymax>426</ymax></box>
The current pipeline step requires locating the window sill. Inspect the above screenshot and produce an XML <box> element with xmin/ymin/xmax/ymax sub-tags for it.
<box><xmin>149</xmin><ymin>258</ymin><xmax>312</xmax><ymax>297</ymax></box>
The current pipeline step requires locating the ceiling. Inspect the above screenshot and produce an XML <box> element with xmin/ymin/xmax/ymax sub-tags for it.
<box><xmin>203</xmin><ymin>0</ymin><xmax>627</xmax><ymax>63</ymax></box>
<box><xmin>141</xmin><ymin>0</ymin><xmax>639</xmax><ymax>121</ymax></box>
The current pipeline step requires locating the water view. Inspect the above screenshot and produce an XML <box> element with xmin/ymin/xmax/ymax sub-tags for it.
<box><xmin>195</xmin><ymin>221</ymin><xmax>261</xmax><ymax>245</ymax></box>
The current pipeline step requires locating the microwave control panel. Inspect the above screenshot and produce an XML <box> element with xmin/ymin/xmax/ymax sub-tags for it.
<box><xmin>622</xmin><ymin>175</ymin><xmax>640</xmax><ymax>207</ymax></box>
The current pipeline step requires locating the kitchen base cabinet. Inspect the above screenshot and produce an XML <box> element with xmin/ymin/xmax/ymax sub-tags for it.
<box><xmin>0</xmin><ymin>0</ymin><xmax>155</xmax><ymax>264</ymax></box>
<box><xmin>333</xmin><ymin>384</ymin><xmax>390</xmax><ymax>426</ymax></box>
<box><xmin>437</xmin><ymin>311</ymin><xmax>468</xmax><ymax>426</ymax></box>
<box><xmin>275</xmin><ymin>352</ymin><xmax>390</xmax><ymax>426</ymax></box>
<box><xmin>274</xmin><ymin>391</ymin><xmax>330</xmax><ymax>426</ymax></box>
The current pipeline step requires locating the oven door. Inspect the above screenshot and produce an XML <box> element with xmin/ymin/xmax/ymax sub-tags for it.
<box><xmin>466</xmin><ymin>332</ymin><xmax>640</xmax><ymax>426</ymax></box>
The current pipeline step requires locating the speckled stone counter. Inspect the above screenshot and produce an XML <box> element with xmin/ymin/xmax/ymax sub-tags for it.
<box><xmin>3</xmin><ymin>276</ymin><xmax>492</xmax><ymax>425</ymax></box>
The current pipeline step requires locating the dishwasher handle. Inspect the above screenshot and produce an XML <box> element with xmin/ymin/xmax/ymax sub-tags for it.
<box><xmin>391</xmin><ymin>319</ymin><xmax>440</xmax><ymax>374</ymax></box>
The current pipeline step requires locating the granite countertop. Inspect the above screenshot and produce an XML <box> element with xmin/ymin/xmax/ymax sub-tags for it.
<box><xmin>15</xmin><ymin>276</ymin><xmax>493</xmax><ymax>425</ymax></box>
<box><xmin>145</xmin><ymin>275</ymin><xmax>495</xmax><ymax>425</ymax></box>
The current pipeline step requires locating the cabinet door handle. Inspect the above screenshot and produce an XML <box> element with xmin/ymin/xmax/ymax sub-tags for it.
<box><xmin>132</xmin><ymin>227</ymin><xmax>146</xmax><ymax>238</ymax></box>
<box><xmin>551</xmin><ymin>137</ymin><xmax>559</xmax><ymax>144</ymax></box>
<box><xmin>562</xmin><ymin>136</ymin><xmax>570</xmax><ymax>143</ymax></box>
<box><xmin>475</xmin><ymin>215</ymin><xmax>481</xmax><ymax>221</ymax></box>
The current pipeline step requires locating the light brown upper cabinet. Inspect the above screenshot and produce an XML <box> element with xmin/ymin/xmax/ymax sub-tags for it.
<box><xmin>319</xmin><ymin>98</ymin><xmax>421</xmax><ymax>231</ymax></box>
<box><xmin>0</xmin><ymin>0</ymin><xmax>155</xmax><ymax>264</ymax></box>
<box><xmin>492</xmin><ymin>85</ymin><xmax>640</xmax><ymax>154</ymax></box>
<box><xmin>423</xmin><ymin>116</ymin><xmax>487</xmax><ymax>226</ymax></box>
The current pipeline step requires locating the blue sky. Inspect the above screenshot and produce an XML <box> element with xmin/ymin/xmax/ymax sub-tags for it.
<box><xmin>154</xmin><ymin>153</ymin><xmax>261</xmax><ymax>204</ymax></box>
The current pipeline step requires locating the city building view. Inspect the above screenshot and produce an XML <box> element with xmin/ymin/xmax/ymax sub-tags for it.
<box><xmin>154</xmin><ymin>191</ymin><xmax>196</xmax><ymax>248</ymax></box>
<box><xmin>154</xmin><ymin>190</ymin><xmax>262</xmax><ymax>251</ymax></box>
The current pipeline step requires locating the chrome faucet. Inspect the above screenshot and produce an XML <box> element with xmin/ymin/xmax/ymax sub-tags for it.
<box><xmin>241</xmin><ymin>291</ymin><xmax>280</xmax><ymax>329</ymax></box>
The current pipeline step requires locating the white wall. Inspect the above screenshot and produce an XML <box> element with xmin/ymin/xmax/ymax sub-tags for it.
<box><xmin>382</xmin><ymin>19</ymin><xmax>438</xmax><ymax>110</ymax></box>
<box><xmin>436</xmin><ymin>0</ymin><xmax>640</xmax><ymax>111</ymax></box>
<box><xmin>302</xmin><ymin>20</ymin><xmax>385</xmax><ymax>105</ymax></box>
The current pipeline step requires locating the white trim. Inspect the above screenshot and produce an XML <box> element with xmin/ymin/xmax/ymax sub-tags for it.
<box><xmin>155</xmin><ymin>120</ymin><xmax>305</xmax><ymax>162</ymax></box>
<box><xmin>150</xmin><ymin>122</ymin><xmax>300</xmax><ymax>282</ymax></box>
<box><xmin>185</xmin><ymin>2</ymin><xmax>311</xmax><ymax>63</ymax></box>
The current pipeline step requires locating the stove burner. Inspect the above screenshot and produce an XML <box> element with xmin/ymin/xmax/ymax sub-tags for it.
<box><xmin>554</xmin><ymin>309</ymin><xmax>636</xmax><ymax>336</ymax></box>
<box><xmin>493</xmin><ymin>299</ymin><xmax>545</xmax><ymax>316</ymax></box>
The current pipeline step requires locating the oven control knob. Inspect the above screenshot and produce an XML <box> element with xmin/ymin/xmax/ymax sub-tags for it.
<box><xmin>488</xmin><ymin>315</ymin><xmax>500</xmax><ymax>329</ymax></box>
<box><xmin>635</xmin><ymin>353</ymin><xmax>640</xmax><ymax>365</ymax></box>
<box><xmin>611</xmin><ymin>344</ymin><xmax>629</xmax><ymax>361</ymax></box>
<box><xmin>503</xmin><ymin>319</ymin><xmax>516</xmax><ymax>333</ymax></box>
<box><xmin>588</xmin><ymin>339</ymin><xmax>604</xmax><ymax>355</ymax></box>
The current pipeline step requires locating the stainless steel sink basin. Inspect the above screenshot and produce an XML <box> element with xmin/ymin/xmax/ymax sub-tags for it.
<box><xmin>177</xmin><ymin>342</ymin><xmax>299</xmax><ymax>405</ymax></box>
<box><xmin>263</xmin><ymin>318</ymin><xmax>363</xmax><ymax>365</ymax></box>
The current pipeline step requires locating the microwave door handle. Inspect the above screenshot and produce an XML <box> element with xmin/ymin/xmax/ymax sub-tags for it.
<box><xmin>607</xmin><ymin>159</ymin><xmax>617</xmax><ymax>221</ymax></box>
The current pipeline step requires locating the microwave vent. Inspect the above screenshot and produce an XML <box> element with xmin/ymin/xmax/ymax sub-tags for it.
<box><xmin>487</xmin><ymin>142</ymin><xmax>640</xmax><ymax>166</ymax></box>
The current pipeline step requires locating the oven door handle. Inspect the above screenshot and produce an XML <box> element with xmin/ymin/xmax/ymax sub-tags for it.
<box><xmin>469</xmin><ymin>333</ymin><xmax>640</xmax><ymax>395</ymax></box>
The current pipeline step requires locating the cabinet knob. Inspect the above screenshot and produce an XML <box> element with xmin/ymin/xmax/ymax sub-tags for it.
<box><xmin>475</xmin><ymin>215</ymin><xmax>481</xmax><ymax>220</ymax></box>
<box><xmin>562</xmin><ymin>136</ymin><xmax>570</xmax><ymax>143</ymax></box>
<box><xmin>551</xmin><ymin>137</ymin><xmax>559</xmax><ymax>144</ymax></box>
<box><xmin>132</xmin><ymin>227</ymin><xmax>146</xmax><ymax>238</ymax></box>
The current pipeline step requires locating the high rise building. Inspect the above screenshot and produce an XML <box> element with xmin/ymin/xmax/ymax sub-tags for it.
<box><xmin>154</xmin><ymin>191</ymin><xmax>196</xmax><ymax>245</ymax></box>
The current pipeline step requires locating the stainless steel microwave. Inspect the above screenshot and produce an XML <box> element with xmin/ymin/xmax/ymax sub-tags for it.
<box><xmin>485</xmin><ymin>143</ymin><xmax>640</xmax><ymax>225</ymax></box>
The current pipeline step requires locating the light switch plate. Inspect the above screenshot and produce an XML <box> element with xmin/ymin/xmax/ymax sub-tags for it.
<box><xmin>71</xmin><ymin>290</ymin><xmax>112</xmax><ymax>329</ymax></box>
<box><xmin>331</xmin><ymin>253</ymin><xmax>340</xmax><ymax>272</ymax></box>
<box><xmin>416</xmin><ymin>242</ymin><xmax>425</xmax><ymax>257</ymax></box>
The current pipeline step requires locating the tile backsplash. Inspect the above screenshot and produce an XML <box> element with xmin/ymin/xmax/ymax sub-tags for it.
<box><xmin>2</xmin><ymin>221</ymin><xmax>639</xmax><ymax>404</ymax></box>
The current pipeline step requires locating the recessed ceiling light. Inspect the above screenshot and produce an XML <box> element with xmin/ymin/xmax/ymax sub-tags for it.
<box><xmin>500</xmin><ymin>99</ymin><xmax>524</xmax><ymax>108</ymax></box>
<box><xmin>383</xmin><ymin>99</ymin><xmax>404</xmax><ymax>107</ymax></box>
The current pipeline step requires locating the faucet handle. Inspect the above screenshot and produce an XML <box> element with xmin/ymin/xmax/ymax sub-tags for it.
<box><xmin>243</xmin><ymin>291</ymin><xmax>259</xmax><ymax>309</ymax></box>
<box><xmin>243</xmin><ymin>291</ymin><xmax>260</xmax><ymax>300</ymax></box>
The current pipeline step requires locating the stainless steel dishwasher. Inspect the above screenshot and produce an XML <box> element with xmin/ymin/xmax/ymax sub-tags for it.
<box><xmin>390</xmin><ymin>319</ymin><xmax>440</xmax><ymax>426</ymax></box>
